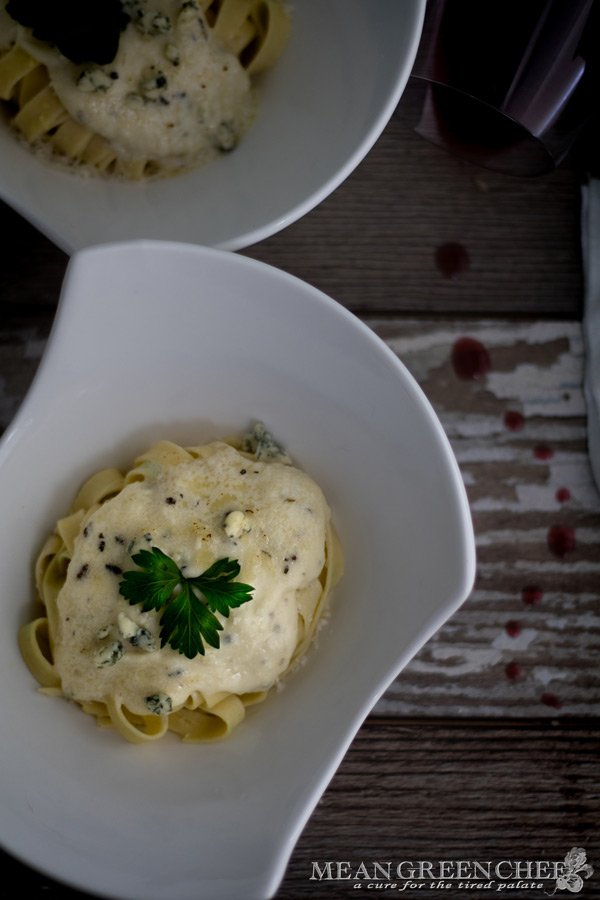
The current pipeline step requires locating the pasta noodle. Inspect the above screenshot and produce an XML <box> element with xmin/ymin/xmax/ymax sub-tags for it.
<box><xmin>0</xmin><ymin>0</ymin><xmax>290</xmax><ymax>178</ymax></box>
<box><xmin>19</xmin><ymin>428</ymin><xmax>343</xmax><ymax>744</ymax></box>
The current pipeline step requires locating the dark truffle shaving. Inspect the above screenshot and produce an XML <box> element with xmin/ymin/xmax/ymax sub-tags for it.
<box><xmin>6</xmin><ymin>0</ymin><xmax>130</xmax><ymax>65</ymax></box>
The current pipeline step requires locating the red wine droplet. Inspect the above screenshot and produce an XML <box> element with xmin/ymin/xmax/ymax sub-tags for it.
<box><xmin>435</xmin><ymin>242</ymin><xmax>470</xmax><ymax>279</ymax></box>
<box><xmin>534</xmin><ymin>444</ymin><xmax>554</xmax><ymax>460</ymax></box>
<box><xmin>547</xmin><ymin>525</ymin><xmax>576</xmax><ymax>557</ymax></box>
<box><xmin>505</xmin><ymin>620</ymin><xmax>522</xmax><ymax>637</ymax></box>
<box><xmin>504</xmin><ymin>410</ymin><xmax>525</xmax><ymax>431</ymax></box>
<box><xmin>505</xmin><ymin>661</ymin><xmax>523</xmax><ymax>681</ymax></box>
<box><xmin>556</xmin><ymin>487</ymin><xmax>571</xmax><ymax>503</ymax></box>
<box><xmin>522</xmin><ymin>585</ymin><xmax>543</xmax><ymax>606</ymax></box>
<box><xmin>451</xmin><ymin>336</ymin><xmax>491</xmax><ymax>381</ymax></box>
<box><xmin>541</xmin><ymin>692</ymin><xmax>563</xmax><ymax>710</ymax></box>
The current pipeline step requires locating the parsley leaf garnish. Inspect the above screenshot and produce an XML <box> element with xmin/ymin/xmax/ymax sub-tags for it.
<box><xmin>119</xmin><ymin>547</ymin><xmax>254</xmax><ymax>659</ymax></box>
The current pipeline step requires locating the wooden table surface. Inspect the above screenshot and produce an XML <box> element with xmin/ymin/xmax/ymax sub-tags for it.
<box><xmin>1</xmin><ymin>80</ymin><xmax>599</xmax><ymax>898</ymax></box>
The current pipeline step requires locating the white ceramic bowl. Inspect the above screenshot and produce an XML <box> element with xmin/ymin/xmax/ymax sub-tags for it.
<box><xmin>0</xmin><ymin>241</ymin><xmax>475</xmax><ymax>899</ymax></box>
<box><xmin>0</xmin><ymin>1</ymin><xmax>425</xmax><ymax>253</ymax></box>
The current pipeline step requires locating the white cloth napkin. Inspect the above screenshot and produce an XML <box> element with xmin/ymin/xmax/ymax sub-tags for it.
<box><xmin>582</xmin><ymin>178</ymin><xmax>600</xmax><ymax>491</ymax></box>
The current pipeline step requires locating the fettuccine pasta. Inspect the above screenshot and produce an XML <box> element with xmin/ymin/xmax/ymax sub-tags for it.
<box><xmin>19</xmin><ymin>427</ymin><xmax>342</xmax><ymax>743</ymax></box>
<box><xmin>0</xmin><ymin>0</ymin><xmax>290</xmax><ymax>178</ymax></box>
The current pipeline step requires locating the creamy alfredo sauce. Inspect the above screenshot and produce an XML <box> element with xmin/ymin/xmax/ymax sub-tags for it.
<box><xmin>15</xmin><ymin>0</ymin><xmax>254</xmax><ymax>170</ymax></box>
<box><xmin>53</xmin><ymin>443</ymin><xmax>329</xmax><ymax>716</ymax></box>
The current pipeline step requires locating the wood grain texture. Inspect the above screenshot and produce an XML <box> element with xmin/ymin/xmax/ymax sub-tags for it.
<box><xmin>367</xmin><ymin>318</ymin><xmax>600</xmax><ymax>719</ymax></box>
<box><xmin>277</xmin><ymin>718</ymin><xmax>600</xmax><ymax>898</ymax></box>
<box><xmin>242</xmin><ymin>81</ymin><xmax>584</xmax><ymax>317</ymax></box>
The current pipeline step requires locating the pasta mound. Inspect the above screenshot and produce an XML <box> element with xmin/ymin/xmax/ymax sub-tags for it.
<box><xmin>0</xmin><ymin>0</ymin><xmax>290</xmax><ymax>179</ymax></box>
<box><xmin>19</xmin><ymin>435</ymin><xmax>342</xmax><ymax>744</ymax></box>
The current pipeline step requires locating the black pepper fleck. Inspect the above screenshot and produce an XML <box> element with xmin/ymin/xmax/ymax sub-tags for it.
<box><xmin>165</xmin><ymin>496</ymin><xmax>176</xmax><ymax>505</ymax></box>
<box><xmin>76</xmin><ymin>563</ymin><xmax>89</xmax><ymax>579</ymax></box>
<box><xmin>105</xmin><ymin>564</ymin><xmax>123</xmax><ymax>575</ymax></box>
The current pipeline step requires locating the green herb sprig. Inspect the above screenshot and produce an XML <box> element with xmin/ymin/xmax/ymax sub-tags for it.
<box><xmin>118</xmin><ymin>547</ymin><xmax>254</xmax><ymax>659</ymax></box>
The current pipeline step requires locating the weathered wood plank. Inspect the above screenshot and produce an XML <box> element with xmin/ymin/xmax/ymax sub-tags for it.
<box><xmin>243</xmin><ymin>81</ymin><xmax>584</xmax><ymax>317</ymax></box>
<box><xmin>368</xmin><ymin>319</ymin><xmax>600</xmax><ymax>718</ymax></box>
<box><xmin>278</xmin><ymin>718</ymin><xmax>600</xmax><ymax>898</ymax></box>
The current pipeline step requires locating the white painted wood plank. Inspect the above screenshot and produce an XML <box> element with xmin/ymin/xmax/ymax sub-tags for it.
<box><xmin>368</xmin><ymin>319</ymin><xmax>600</xmax><ymax>717</ymax></box>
